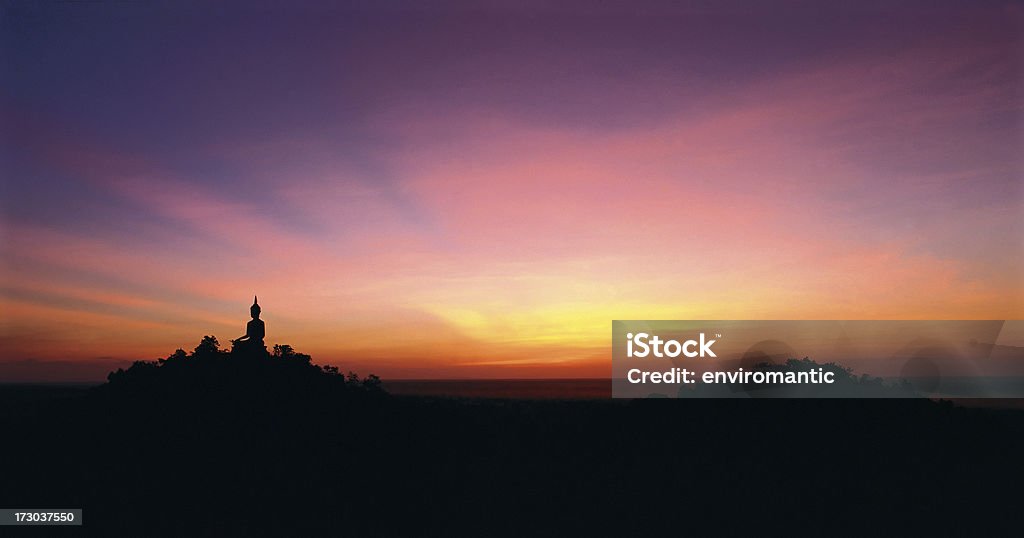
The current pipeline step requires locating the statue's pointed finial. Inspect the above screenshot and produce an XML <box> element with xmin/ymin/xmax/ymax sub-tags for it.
<box><xmin>254</xmin><ymin>295</ymin><xmax>258</xmax><ymax>305</ymax></box>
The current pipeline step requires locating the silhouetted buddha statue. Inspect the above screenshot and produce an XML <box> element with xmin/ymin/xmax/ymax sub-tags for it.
<box><xmin>233</xmin><ymin>296</ymin><xmax>266</xmax><ymax>351</ymax></box>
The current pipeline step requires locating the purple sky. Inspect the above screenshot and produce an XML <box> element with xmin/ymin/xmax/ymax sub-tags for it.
<box><xmin>1</xmin><ymin>1</ymin><xmax>1022</xmax><ymax>380</ymax></box>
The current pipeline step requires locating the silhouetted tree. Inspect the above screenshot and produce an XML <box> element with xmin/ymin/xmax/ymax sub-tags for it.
<box><xmin>158</xmin><ymin>348</ymin><xmax>188</xmax><ymax>364</ymax></box>
<box><xmin>362</xmin><ymin>374</ymin><xmax>382</xmax><ymax>392</ymax></box>
<box><xmin>193</xmin><ymin>335</ymin><xmax>223</xmax><ymax>359</ymax></box>
<box><xmin>272</xmin><ymin>344</ymin><xmax>311</xmax><ymax>363</ymax></box>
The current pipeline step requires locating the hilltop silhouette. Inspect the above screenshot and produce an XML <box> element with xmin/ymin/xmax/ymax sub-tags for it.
<box><xmin>103</xmin><ymin>335</ymin><xmax>382</xmax><ymax>399</ymax></box>
<box><xmin>101</xmin><ymin>297</ymin><xmax>383</xmax><ymax>401</ymax></box>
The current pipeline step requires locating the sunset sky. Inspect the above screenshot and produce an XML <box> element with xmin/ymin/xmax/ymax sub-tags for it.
<box><xmin>2</xmin><ymin>1</ymin><xmax>1022</xmax><ymax>381</ymax></box>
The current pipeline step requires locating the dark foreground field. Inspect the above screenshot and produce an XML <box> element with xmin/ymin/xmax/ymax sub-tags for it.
<box><xmin>2</xmin><ymin>384</ymin><xmax>1023</xmax><ymax>537</ymax></box>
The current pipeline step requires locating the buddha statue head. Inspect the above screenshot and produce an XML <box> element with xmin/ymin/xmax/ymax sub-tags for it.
<box><xmin>250</xmin><ymin>296</ymin><xmax>261</xmax><ymax>319</ymax></box>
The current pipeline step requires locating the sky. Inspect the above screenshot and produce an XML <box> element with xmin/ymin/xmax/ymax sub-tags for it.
<box><xmin>1</xmin><ymin>1</ymin><xmax>1022</xmax><ymax>381</ymax></box>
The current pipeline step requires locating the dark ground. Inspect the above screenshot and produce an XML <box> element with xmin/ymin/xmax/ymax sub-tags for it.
<box><xmin>2</xmin><ymin>383</ymin><xmax>1023</xmax><ymax>537</ymax></box>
